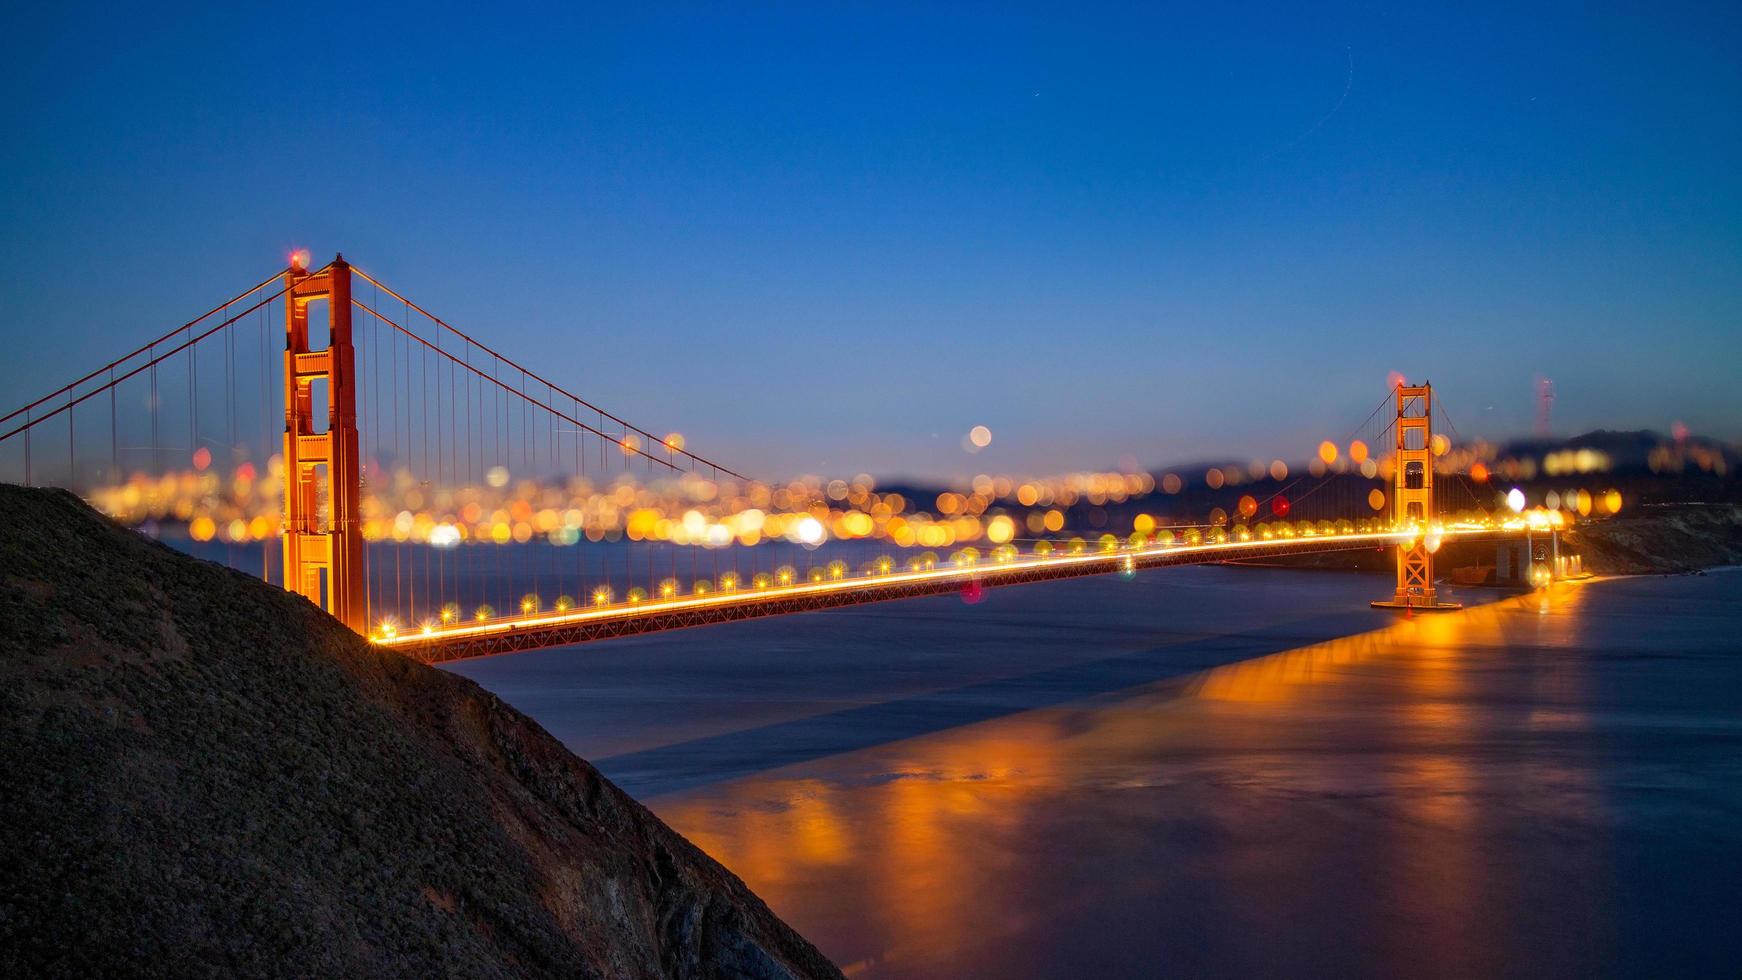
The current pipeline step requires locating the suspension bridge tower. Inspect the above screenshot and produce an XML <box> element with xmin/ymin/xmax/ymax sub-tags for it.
<box><xmin>1372</xmin><ymin>381</ymin><xmax>1460</xmax><ymax>612</ymax></box>
<box><xmin>281</xmin><ymin>254</ymin><xmax>368</xmax><ymax>633</ymax></box>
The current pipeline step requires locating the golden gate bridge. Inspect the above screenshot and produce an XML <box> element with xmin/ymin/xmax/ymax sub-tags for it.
<box><xmin>0</xmin><ymin>253</ymin><xmax>1531</xmax><ymax>662</ymax></box>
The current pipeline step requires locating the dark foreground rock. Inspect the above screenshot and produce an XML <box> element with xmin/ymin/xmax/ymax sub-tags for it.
<box><xmin>0</xmin><ymin>485</ymin><xmax>842</xmax><ymax>980</ymax></box>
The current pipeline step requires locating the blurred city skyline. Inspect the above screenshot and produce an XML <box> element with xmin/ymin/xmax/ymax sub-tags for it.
<box><xmin>4</xmin><ymin>4</ymin><xmax>1739</xmax><ymax>479</ymax></box>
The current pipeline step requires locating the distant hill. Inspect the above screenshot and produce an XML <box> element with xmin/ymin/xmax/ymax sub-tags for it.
<box><xmin>0</xmin><ymin>485</ymin><xmax>841</xmax><ymax>979</ymax></box>
<box><xmin>1500</xmin><ymin>428</ymin><xmax>1661</xmax><ymax>452</ymax></box>
<box><xmin>1499</xmin><ymin>429</ymin><xmax>1674</xmax><ymax>465</ymax></box>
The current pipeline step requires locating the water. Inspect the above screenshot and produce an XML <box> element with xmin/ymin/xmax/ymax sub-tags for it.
<box><xmin>446</xmin><ymin>564</ymin><xmax>1399</xmax><ymax>791</ymax></box>
<box><xmin>351</xmin><ymin>548</ymin><xmax>1742</xmax><ymax>975</ymax></box>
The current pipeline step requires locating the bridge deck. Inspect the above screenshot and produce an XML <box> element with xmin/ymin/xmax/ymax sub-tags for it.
<box><xmin>377</xmin><ymin>528</ymin><xmax>1501</xmax><ymax>663</ymax></box>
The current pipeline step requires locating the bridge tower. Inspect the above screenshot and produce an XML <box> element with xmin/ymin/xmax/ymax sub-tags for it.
<box><xmin>281</xmin><ymin>254</ymin><xmax>368</xmax><ymax>633</ymax></box>
<box><xmin>1372</xmin><ymin>381</ymin><xmax>1460</xmax><ymax>612</ymax></box>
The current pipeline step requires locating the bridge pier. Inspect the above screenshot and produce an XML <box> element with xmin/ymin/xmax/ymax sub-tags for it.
<box><xmin>1495</xmin><ymin>530</ymin><xmax>1584</xmax><ymax>587</ymax></box>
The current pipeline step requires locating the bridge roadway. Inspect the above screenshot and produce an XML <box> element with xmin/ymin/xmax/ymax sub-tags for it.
<box><xmin>377</xmin><ymin>527</ymin><xmax>1507</xmax><ymax>663</ymax></box>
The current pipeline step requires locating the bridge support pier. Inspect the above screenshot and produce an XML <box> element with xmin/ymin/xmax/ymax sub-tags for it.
<box><xmin>281</xmin><ymin>254</ymin><xmax>368</xmax><ymax>633</ymax></box>
<box><xmin>1496</xmin><ymin>531</ymin><xmax>1584</xmax><ymax>587</ymax></box>
<box><xmin>1372</xmin><ymin>382</ymin><xmax>1461</xmax><ymax>612</ymax></box>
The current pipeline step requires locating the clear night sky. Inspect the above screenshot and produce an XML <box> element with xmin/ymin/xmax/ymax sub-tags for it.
<box><xmin>3</xmin><ymin>3</ymin><xmax>1738</xmax><ymax>480</ymax></box>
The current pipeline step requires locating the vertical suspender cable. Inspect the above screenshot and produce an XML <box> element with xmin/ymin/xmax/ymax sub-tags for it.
<box><xmin>189</xmin><ymin>322</ymin><xmax>197</xmax><ymax>474</ymax></box>
<box><xmin>260</xmin><ymin>305</ymin><xmax>270</xmax><ymax>585</ymax></box>
<box><xmin>392</xmin><ymin>302</ymin><xmax>402</xmax><ymax>624</ymax></box>
<box><xmin>109</xmin><ymin>367</ymin><xmax>117</xmax><ymax>485</ymax></box>
<box><xmin>371</xmin><ymin>289</ymin><xmax>383</xmax><ymax>621</ymax></box>
<box><xmin>149</xmin><ymin>345</ymin><xmax>158</xmax><ymax>476</ymax></box>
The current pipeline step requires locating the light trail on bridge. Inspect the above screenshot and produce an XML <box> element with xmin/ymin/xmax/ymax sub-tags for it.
<box><xmin>374</xmin><ymin>525</ymin><xmax>1506</xmax><ymax>662</ymax></box>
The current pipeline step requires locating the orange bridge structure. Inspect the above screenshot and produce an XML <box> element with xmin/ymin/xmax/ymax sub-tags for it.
<box><xmin>3</xmin><ymin>254</ymin><xmax>1535</xmax><ymax>663</ymax></box>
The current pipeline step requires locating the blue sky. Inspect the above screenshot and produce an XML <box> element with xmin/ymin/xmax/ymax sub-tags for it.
<box><xmin>3</xmin><ymin>3</ymin><xmax>1738</xmax><ymax>479</ymax></box>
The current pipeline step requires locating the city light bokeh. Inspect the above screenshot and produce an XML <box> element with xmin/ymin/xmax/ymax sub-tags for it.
<box><xmin>83</xmin><ymin>429</ymin><xmax>1663</xmax><ymax>555</ymax></box>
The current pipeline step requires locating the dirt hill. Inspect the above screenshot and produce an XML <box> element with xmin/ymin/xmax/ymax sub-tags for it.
<box><xmin>0</xmin><ymin>485</ymin><xmax>841</xmax><ymax>979</ymax></box>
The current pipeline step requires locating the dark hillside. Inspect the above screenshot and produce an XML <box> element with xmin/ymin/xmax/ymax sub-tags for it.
<box><xmin>1563</xmin><ymin>505</ymin><xmax>1742</xmax><ymax>573</ymax></box>
<box><xmin>0</xmin><ymin>485</ymin><xmax>841</xmax><ymax>979</ymax></box>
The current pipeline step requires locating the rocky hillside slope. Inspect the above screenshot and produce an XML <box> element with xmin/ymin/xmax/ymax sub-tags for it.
<box><xmin>1563</xmin><ymin>505</ymin><xmax>1742</xmax><ymax>574</ymax></box>
<box><xmin>0</xmin><ymin>485</ymin><xmax>841</xmax><ymax>979</ymax></box>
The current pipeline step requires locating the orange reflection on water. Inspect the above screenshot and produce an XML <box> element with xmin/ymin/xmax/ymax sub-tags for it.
<box><xmin>678</xmin><ymin>779</ymin><xmax>855</xmax><ymax>897</ymax></box>
<box><xmin>1190</xmin><ymin>630</ymin><xmax>1391</xmax><ymax>703</ymax></box>
<box><xmin>1188</xmin><ymin>580</ymin><xmax>1593</xmax><ymax>706</ymax></box>
<box><xmin>654</xmin><ymin>581</ymin><xmax>1604</xmax><ymax>976</ymax></box>
<box><xmin>658</xmin><ymin>721</ymin><xmax>1068</xmax><ymax>973</ymax></box>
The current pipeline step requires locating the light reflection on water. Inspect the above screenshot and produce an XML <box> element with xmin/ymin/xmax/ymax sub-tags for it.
<box><xmin>646</xmin><ymin>575</ymin><xmax>1742</xmax><ymax>978</ymax></box>
<box><xmin>178</xmin><ymin>532</ymin><xmax>1741</xmax><ymax>974</ymax></box>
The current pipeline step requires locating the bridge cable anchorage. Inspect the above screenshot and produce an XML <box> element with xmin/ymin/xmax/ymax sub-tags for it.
<box><xmin>348</xmin><ymin>267</ymin><xmax>747</xmax><ymax>481</ymax></box>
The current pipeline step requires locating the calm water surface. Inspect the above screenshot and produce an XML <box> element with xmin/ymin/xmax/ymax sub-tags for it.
<box><xmin>449</xmin><ymin>566</ymin><xmax>1742</xmax><ymax>979</ymax></box>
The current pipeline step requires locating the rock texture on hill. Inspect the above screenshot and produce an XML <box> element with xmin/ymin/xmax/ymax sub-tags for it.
<box><xmin>1563</xmin><ymin>505</ymin><xmax>1742</xmax><ymax>574</ymax></box>
<box><xmin>0</xmin><ymin>485</ymin><xmax>842</xmax><ymax>979</ymax></box>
